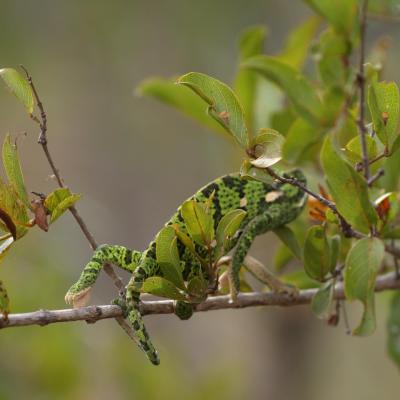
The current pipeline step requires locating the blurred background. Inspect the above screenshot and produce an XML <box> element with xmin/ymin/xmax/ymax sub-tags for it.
<box><xmin>0</xmin><ymin>1</ymin><xmax>399</xmax><ymax>399</ymax></box>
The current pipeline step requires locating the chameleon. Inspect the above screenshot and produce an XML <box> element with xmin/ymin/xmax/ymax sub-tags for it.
<box><xmin>65</xmin><ymin>169</ymin><xmax>307</xmax><ymax>365</ymax></box>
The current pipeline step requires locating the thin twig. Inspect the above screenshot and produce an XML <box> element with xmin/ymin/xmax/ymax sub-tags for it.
<box><xmin>20</xmin><ymin>66</ymin><xmax>130</xmax><ymax>331</ymax></box>
<box><xmin>1</xmin><ymin>271</ymin><xmax>399</xmax><ymax>329</ymax></box>
<box><xmin>357</xmin><ymin>0</ymin><xmax>371</xmax><ymax>180</ymax></box>
<box><xmin>355</xmin><ymin>153</ymin><xmax>386</xmax><ymax>172</ymax></box>
<box><xmin>367</xmin><ymin>168</ymin><xmax>384</xmax><ymax>186</ymax></box>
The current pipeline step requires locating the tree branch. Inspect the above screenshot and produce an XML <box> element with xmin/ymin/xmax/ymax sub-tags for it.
<box><xmin>1</xmin><ymin>272</ymin><xmax>399</xmax><ymax>329</ymax></box>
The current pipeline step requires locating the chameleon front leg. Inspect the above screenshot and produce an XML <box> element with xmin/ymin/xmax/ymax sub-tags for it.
<box><xmin>65</xmin><ymin>244</ymin><xmax>141</xmax><ymax>307</ymax></box>
<box><xmin>230</xmin><ymin>212</ymin><xmax>292</xmax><ymax>300</ymax></box>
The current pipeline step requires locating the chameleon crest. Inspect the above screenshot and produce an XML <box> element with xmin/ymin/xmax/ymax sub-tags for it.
<box><xmin>65</xmin><ymin>169</ymin><xmax>307</xmax><ymax>365</ymax></box>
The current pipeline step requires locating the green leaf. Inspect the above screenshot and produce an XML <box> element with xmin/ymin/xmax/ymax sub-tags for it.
<box><xmin>328</xmin><ymin>235</ymin><xmax>341</xmax><ymax>272</ymax></box>
<box><xmin>344</xmin><ymin>237</ymin><xmax>385</xmax><ymax>336</ymax></box>
<box><xmin>181</xmin><ymin>200</ymin><xmax>214</xmax><ymax>246</ymax></box>
<box><xmin>242</xmin><ymin>55</ymin><xmax>323</xmax><ymax>125</ymax></box>
<box><xmin>344</xmin><ymin>135</ymin><xmax>378</xmax><ymax>165</ymax></box>
<box><xmin>304</xmin><ymin>0</ymin><xmax>359</xmax><ymax>35</ymax></box>
<box><xmin>155</xmin><ymin>226</ymin><xmax>185</xmax><ymax>290</ymax></box>
<box><xmin>235</xmin><ymin>25</ymin><xmax>267</xmax><ymax>132</ymax></box>
<box><xmin>387</xmin><ymin>292</ymin><xmax>400</xmax><ymax>369</ymax></box>
<box><xmin>0</xmin><ymin>181</ymin><xmax>29</xmax><ymax>239</ymax></box>
<box><xmin>177</xmin><ymin>72</ymin><xmax>249</xmax><ymax>148</ymax></box>
<box><xmin>278</xmin><ymin>16</ymin><xmax>321</xmax><ymax>69</ymax></box>
<box><xmin>368</xmin><ymin>80</ymin><xmax>400</xmax><ymax>153</ymax></box>
<box><xmin>137</xmin><ymin>78</ymin><xmax>226</xmax><ymax>135</ymax></box>
<box><xmin>2</xmin><ymin>134</ymin><xmax>29</xmax><ymax>207</ymax></box>
<box><xmin>311</xmin><ymin>280</ymin><xmax>334</xmax><ymax>319</ymax></box>
<box><xmin>44</xmin><ymin>188</ymin><xmax>81</xmax><ymax>223</ymax></box>
<box><xmin>172</xmin><ymin>224</ymin><xmax>197</xmax><ymax>255</ymax></box>
<box><xmin>216</xmin><ymin>209</ymin><xmax>246</xmax><ymax>255</ymax></box>
<box><xmin>283</xmin><ymin>118</ymin><xmax>321</xmax><ymax>164</ymax></box>
<box><xmin>303</xmin><ymin>225</ymin><xmax>332</xmax><ymax>281</ymax></box>
<box><xmin>0</xmin><ymin>68</ymin><xmax>34</xmax><ymax>114</ymax></box>
<box><xmin>273</xmin><ymin>226</ymin><xmax>302</xmax><ymax>260</ymax></box>
<box><xmin>250</xmin><ymin>128</ymin><xmax>285</xmax><ymax>168</ymax></box>
<box><xmin>316</xmin><ymin>29</ymin><xmax>350</xmax><ymax>87</ymax></box>
<box><xmin>321</xmin><ymin>135</ymin><xmax>378</xmax><ymax>233</ymax></box>
<box><xmin>141</xmin><ymin>276</ymin><xmax>186</xmax><ymax>301</ymax></box>
<box><xmin>0</xmin><ymin>280</ymin><xmax>10</xmax><ymax>319</ymax></box>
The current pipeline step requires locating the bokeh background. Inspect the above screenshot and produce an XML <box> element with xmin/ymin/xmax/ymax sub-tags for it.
<box><xmin>0</xmin><ymin>1</ymin><xmax>399</xmax><ymax>399</ymax></box>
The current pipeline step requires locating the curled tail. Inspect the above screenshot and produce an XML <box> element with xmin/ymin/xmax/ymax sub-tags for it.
<box><xmin>65</xmin><ymin>244</ymin><xmax>141</xmax><ymax>306</ymax></box>
<box><xmin>125</xmin><ymin>251</ymin><xmax>161</xmax><ymax>365</ymax></box>
<box><xmin>65</xmin><ymin>244</ymin><xmax>160</xmax><ymax>364</ymax></box>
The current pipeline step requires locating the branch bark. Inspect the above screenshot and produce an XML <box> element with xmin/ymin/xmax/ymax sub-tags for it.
<box><xmin>1</xmin><ymin>272</ymin><xmax>399</xmax><ymax>329</ymax></box>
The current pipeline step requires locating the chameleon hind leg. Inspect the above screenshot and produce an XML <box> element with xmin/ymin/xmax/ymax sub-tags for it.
<box><xmin>243</xmin><ymin>255</ymin><xmax>298</xmax><ymax>295</ymax></box>
<box><xmin>65</xmin><ymin>244</ymin><xmax>142</xmax><ymax>307</ymax></box>
<box><xmin>125</xmin><ymin>255</ymin><xmax>160</xmax><ymax>365</ymax></box>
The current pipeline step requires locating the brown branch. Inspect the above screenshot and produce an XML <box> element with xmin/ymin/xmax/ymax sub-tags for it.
<box><xmin>1</xmin><ymin>272</ymin><xmax>399</xmax><ymax>329</ymax></box>
<box><xmin>357</xmin><ymin>0</ymin><xmax>370</xmax><ymax>180</ymax></box>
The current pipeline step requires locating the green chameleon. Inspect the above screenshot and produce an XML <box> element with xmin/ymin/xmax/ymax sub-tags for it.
<box><xmin>65</xmin><ymin>169</ymin><xmax>307</xmax><ymax>365</ymax></box>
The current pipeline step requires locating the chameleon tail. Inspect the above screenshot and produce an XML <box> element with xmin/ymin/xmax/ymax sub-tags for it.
<box><xmin>125</xmin><ymin>253</ymin><xmax>161</xmax><ymax>365</ymax></box>
<box><xmin>65</xmin><ymin>244</ymin><xmax>141</xmax><ymax>306</ymax></box>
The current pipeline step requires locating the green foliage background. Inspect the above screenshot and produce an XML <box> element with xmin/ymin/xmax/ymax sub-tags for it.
<box><xmin>0</xmin><ymin>1</ymin><xmax>400</xmax><ymax>399</ymax></box>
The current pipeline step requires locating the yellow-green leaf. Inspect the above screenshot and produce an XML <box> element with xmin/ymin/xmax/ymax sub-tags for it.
<box><xmin>0</xmin><ymin>68</ymin><xmax>34</xmax><ymax>114</ymax></box>
<box><xmin>215</xmin><ymin>209</ymin><xmax>246</xmax><ymax>256</ymax></box>
<box><xmin>181</xmin><ymin>200</ymin><xmax>214</xmax><ymax>246</ymax></box>
<box><xmin>141</xmin><ymin>277</ymin><xmax>186</xmax><ymax>301</ymax></box>
<box><xmin>303</xmin><ymin>225</ymin><xmax>332</xmax><ymax>281</ymax></box>
<box><xmin>368</xmin><ymin>80</ymin><xmax>400</xmax><ymax>153</ymax></box>
<box><xmin>242</xmin><ymin>55</ymin><xmax>323</xmax><ymax>125</ymax></box>
<box><xmin>278</xmin><ymin>16</ymin><xmax>321</xmax><ymax>69</ymax></box>
<box><xmin>344</xmin><ymin>237</ymin><xmax>384</xmax><ymax>336</ymax></box>
<box><xmin>321</xmin><ymin>135</ymin><xmax>378</xmax><ymax>233</ymax></box>
<box><xmin>177</xmin><ymin>72</ymin><xmax>250</xmax><ymax>148</ymax></box>
<box><xmin>250</xmin><ymin>128</ymin><xmax>285</xmax><ymax>168</ymax></box>
<box><xmin>156</xmin><ymin>226</ymin><xmax>185</xmax><ymax>290</ymax></box>
<box><xmin>137</xmin><ymin>78</ymin><xmax>226</xmax><ymax>135</ymax></box>
<box><xmin>235</xmin><ymin>25</ymin><xmax>267</xmax><ymax>132</ymax></box>
<box><xmin>45</xmin><ymin>188</ymin><xmax>81</xmax><ymax>223</ymax></box>
<box><xmin>311</xmin><ymin>280</ymin><xmax>334</xmax><ymax>319</ymax></box>
<box><xmin>2</xmin><ymin>134</ymin><xmax>29</xmax><ymax>207</ymax></box>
